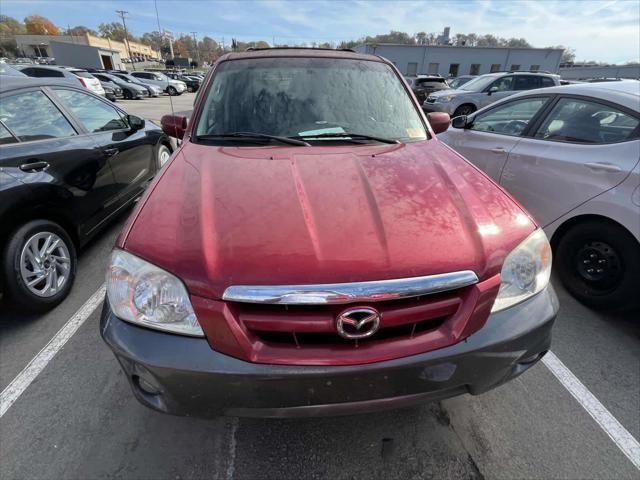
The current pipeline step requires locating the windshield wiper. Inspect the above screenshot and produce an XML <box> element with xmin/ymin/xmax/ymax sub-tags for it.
<box><xmin>291</xmin><ymin>132</ymin><xmax>400</xmax><ymax>144</ymax></box>
<box><xmin>197</xmin><ymin>132</ymin><xmax>311</xmax><ymax>146</ymax></box>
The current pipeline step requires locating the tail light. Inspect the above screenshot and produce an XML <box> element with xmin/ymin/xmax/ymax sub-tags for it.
<box><xmin>77</xmin><ymin>77</ymin><xmax>88</xmax><ymax>88</ymax></box>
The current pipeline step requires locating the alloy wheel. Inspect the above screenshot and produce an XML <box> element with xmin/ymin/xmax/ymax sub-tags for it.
<box><xmin>19</xmin><ymin>232</ymin><xmax>71</xmax><ymax>297</ymax></box>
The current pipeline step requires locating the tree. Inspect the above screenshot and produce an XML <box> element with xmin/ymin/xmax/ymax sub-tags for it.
<box><xmin>0</xmin><ymin>15</ymin><xmax>26</xmax><ymax>56</ymax></box>
<box><xmin>505</xmin><ymin>37</ymin><xmax>532</xmax><ymax>48</ymax></box>
<box><xmin>198</xmin><ymin>36</ymin><xmax>219</xmax><ymax>63</ymax></box>
<box><xmin>98</xmin><ymin>22</ymin><xmax>136</xmax><ymax>42</ymax></box>
<box><xmin>546</xmin><ymin>45</ymin><xmax>575</xmax><ymax>63</ymax></box>
<box><xmin>24</xmin><ymin>15</ymin><xmax>60</xmax><ymax>35</ymax></box>
<box><xmin>64</xmin><ymin>25</ymin><xmax>97</xmax><ymax>37</ymax></box>
<box><xmin>476</xmin><ymin>34</ymin><xmax>499</xmax><ymax>47</ymax></box>
<box><xmin>173</xmin><ymin>39</ymin><xmax>189</xmax><ymax>57</ymax></box>
<box><xmin>141</xmin><ymin>31</ymin><xmax>165</xmax><ymax>53</ymax></box>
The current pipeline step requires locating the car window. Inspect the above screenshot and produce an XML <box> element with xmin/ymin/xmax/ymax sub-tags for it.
<box><xmin>53</xmin><ymin>89</ymin><xmax>128</xmax><ymax>133</ymax></box>
<box><xmin>72</xmin><ymin>70</ymin><xmax>94</xmax><ymax>79</ymax></box>
<box><xmin>37</xmin><ymin>68</ymin><xmax>64</xmax><ymax>78</ymax></box>
<box><xmin>541</xmin><ymin>77</ymin><xmax>556</xmax><ymax>87</ymax></box>
<box><xmin>0</xmin><ymin>90</ymin><xmax>76</xmax><ymax>141</ymax></box>
<box><xmin>0</xmin><ymin>122</ymin><xmax>18</xmax><ymax>145</ymax></box>
<box><xmin>514</xmin><ymin>76</ymin><xmax>541</xmax><ymax>91</ymax></box>
<box><xmin>534</xmin><ymin>98</ymin><xmax>639</xmax><ymax>144</ymax></box>
<box><xmin>471</xmin><ymin>97</ymin><xmax>548</xmax><ymax>136</ymax></box>
<box><xmin>489</xmin><ymin>76</ymin><xmax>514</xmax><ymax>92</ymax></box>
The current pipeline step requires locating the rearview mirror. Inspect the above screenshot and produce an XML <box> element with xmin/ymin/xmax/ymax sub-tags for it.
<box><xmin>487</xmin><ymin>86</ymin><xmax>498</xmax><ymax>96</ymax></box>
<box><xmin>426</xmin><ymin>112</ymin><xmax>451</xmax><ymax>134</ymax></box>
<box><xmin>161</xmin><ymin>114</ymin><xmax>188</xmax><ymax>139</ymax></box>
<box><xmin>127</xmin><ymin>114</ymin><xmax>145</xmax><ymax>131</ymax></box>
<box><xmin>451</xmin><ymin>115</ymin><xmax>470</xmax><ymax>129</ymax></box>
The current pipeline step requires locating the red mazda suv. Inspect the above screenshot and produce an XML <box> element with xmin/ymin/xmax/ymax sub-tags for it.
<box><xmin>101</xmin><ymin>48</ymin><xmax>558</xmax><ymax>418</ymax></box>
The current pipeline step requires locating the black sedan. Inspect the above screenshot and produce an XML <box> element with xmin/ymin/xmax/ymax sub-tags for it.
<box><xmin>0</xmin><ymin>77</ymin><xmax>173</xmax><ymax>311</ymax></box>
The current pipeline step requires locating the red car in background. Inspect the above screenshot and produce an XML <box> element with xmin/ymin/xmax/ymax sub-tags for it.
<box><xmin>101</xmin><ymin>48</ymin><xmax>558</xmax><ymax>418</ymax></box>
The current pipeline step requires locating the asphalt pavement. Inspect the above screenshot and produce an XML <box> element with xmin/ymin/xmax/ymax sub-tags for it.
<box><xmin>1</xmin><ymin>92</ymin><xmax>638</xmax><ymax>480</ymax></box>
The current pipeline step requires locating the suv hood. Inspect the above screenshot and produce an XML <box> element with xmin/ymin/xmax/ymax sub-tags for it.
<box><xmin>121</xmin><ymin>141</ymin><xmax>535</xmax><ymax>300</ymax></box>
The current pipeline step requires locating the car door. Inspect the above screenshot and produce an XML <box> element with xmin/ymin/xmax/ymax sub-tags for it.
<box><xmin>0</xmin><ymin>87</ymin><xmax>118</xmax><ymax>237</ymax></box>
<box><xmin>479</xmin><ymin>76</ymin><xmax>516</xmax><ymax>108</ymax></box>
<box><xmin>500</xmin><ymin>96</ymin><xmax>640</xmax><ymax>226</ymax></box>
<box><xmin>442</xmin><ymin>96</ymin><xmax>552</xmax><ymax>180</ymax></box>
<box><xmin>50</xmin><ymin>87</ymin><xmax>156</xmax><ymax>206</ymax></box>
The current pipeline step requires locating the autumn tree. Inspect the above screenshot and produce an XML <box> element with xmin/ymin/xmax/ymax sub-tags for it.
<box><xmin>24</xmin><ymin>15</ymin><xmax>59</xmax><ymax>35</ymax></box>
<box><xmin>0</xmin><ymin>15</ymin><xmax>26</xmax><ymax>56</ymax></box>
<box><xmin>64</xmin><ymin>25</ymin><xmax>97</xmax><ymax>37</ymax></box>
<box><xmin>98</xmin><ymin>22</ymin><xmax>136</xmax><ymax>42</ymax></box>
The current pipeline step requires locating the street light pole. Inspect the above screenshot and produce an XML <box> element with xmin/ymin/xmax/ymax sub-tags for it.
<box><xmin>116</xmin><ymin>10</ymin><xmax>135</xmax><ymax>71</ymax></box>
<box><xmin>191</xmin><ymin>31</ymin><xmax>200</xmax><ymax>65</ymax></box>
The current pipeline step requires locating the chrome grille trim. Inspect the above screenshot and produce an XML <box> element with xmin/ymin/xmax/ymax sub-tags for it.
<box><xmin>222</xmin><ymin>271</ymin><xmax>479</xmax><ymax>305</ymax></box>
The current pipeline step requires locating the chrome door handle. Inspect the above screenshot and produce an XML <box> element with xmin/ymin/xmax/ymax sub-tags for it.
<box><xmin>103</xmin><ymin>147</ymin><xmax>119</xmax><ymax>157</ymax></box>
<box><xmin>20</xmin><ymin>161</ymin><xmax>49</xmax><ymax>172</ymax></box>
<box><xmin>490</xmin><ymin>147</ymin><xmax>507</xmax><ymax>154</ymax></box>
<box><xmin>585</xmin><ymin>162</ymin><xmax>622</xmax><ymax>173</ymax></box>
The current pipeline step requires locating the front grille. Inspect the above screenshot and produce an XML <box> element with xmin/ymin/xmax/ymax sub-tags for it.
<box><xmin>254</xmin><ymin>315</ymin><xmax>447</xmax><ymax>347</ymax></box>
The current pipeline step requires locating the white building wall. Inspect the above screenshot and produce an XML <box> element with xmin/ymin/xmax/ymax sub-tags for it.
<box><xmin>354</xmin><ymin>44</ymin><xmax>563</xmax><ymax>77</ymax></box>
<box><xmin>559</xmin><ymin>65</ymin><xmax>640</xmax><ymax>80</ymax></box>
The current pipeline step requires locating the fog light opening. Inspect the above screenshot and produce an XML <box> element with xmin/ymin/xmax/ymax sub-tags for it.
<box><xmin>132</xmin><ymin>374</ymin><xmax>162</xmax><ymax>396</ymax></box>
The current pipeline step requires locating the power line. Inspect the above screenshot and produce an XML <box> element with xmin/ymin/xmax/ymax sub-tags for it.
<box><xmin>115</xmin><ymin>10</ymin><xmax>135</xmax><ymax>71</ymax></box>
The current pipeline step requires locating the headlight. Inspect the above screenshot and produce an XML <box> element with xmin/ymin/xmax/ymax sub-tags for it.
<box><xmin>436</xmin><ymin>95</ymin><xmax>455</xmax><ymax>103</ymax></box>
<box><xmin>491</xmin><ymin>229</ymin><xmax>552</xmax><ymax>312</ymax></box>
<box><xmin>106</xmin><ymin>249</ymin><xmax>204</xmax><ymax>336</ymax></box>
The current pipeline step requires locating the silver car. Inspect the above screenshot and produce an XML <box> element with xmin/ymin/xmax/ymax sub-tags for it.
<box><xmin>423</xmin><ymin>71</ymin><xmax>560</xmax><ymax>118</ymax></box>
<box><xmin>129</xmin><ymin>71</ymin><xmax>187</xmax><ymax>96</ymax></box>
<box><xmin>438</xmin><ymin>80</ymin><xmax>640</xmax><ymax>310</ymax></box>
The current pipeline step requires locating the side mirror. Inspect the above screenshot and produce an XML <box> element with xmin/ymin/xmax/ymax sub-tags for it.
<box><xmin>487</xmin><ymin>86</ymin><xmax>498</xmax><ymax>96</ymax></box>
<box><xmin>161</xmin><ymin>114</ymin><xmax>188</xmax><ymax>139</ymax></box>
<box><xmin>451</xmin><ymin>115</ymin><xmax>469</xmax><ymax>129</ymax></box>
<box><xmin>426</xmin><ymin>112</ymin><xmax>451</xmax><ymax>134</ymax></box>
<box><xmin>127</xmin><ymin>114</ymin><xmax>145</xmax><ymax>131</ymax></box>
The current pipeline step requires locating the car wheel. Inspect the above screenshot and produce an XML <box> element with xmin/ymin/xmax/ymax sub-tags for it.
<box><xmin>453</xmin><ymin>104</ymin><xmax>476</xmax><ymax>117</ymax></box>
<box><xmin>555</xmin><ymin>220</ymin><xmax>640</xmax><ymax>310</ymax></box>
<box><xmin>156</xmin><ymin>143</ymin><xmax>172</xmax><ymax>169</ymax></box>
<box><xmin>2</xmin><ymin>220</ymin><xmax>77</xmax><ymax>311</ymax></box>
<box><xmin>123</xmin><ymin>90</ymin><xmax>133</xmax><ymax>100</ymax></box>
<box><xmin>167</xmin><ymin>86</ymin><xmax>177</xmax><ymax>96</ymax></box>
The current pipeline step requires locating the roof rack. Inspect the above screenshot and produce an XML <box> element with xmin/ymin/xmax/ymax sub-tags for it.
<box><xmin>506</xmin><ymin>69</ymin><xmax>553</xmax><ymax>74</ymax></box>
<box><xmin>244</xmin><ymin>46</ymin><xmax>355</xmax><ymax>53</ymax></box>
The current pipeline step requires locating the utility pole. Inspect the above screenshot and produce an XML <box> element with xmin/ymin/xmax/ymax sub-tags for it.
<box><xmin>116</xmin><ymin>10</ymin><xmax>135</xmax><ymax>71</ymax></box>
<box><xmin>190</xmin><ymin>31</ymin><xmax>200</xmax><ymax>64</ymax></box>
<box><xmin>163</xmin><ymin>29</ymin><xmax>174</xmax><ymax>59</ymax></box>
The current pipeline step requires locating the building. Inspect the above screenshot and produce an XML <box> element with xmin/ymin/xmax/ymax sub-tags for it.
<box><xmin>354</xmin><ymin>44</ymin><xmax>564</xmax><ymax>77</ymax></box>
<box><xmin>49</xmin><ymin>41</ymin><xmax>123</xmax><ymax>70</ymax></box>
<box><xmin>559</xmin><ymin>64</ymin><xmax>640</xmax><ymax>80</ymax></box>
<box><xmin>15</xmin><ymin>33</ymin><xmax>160</xmax><ymax>62</ymax></box>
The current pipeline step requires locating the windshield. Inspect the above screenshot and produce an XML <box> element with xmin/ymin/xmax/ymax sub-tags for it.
<box><xmin>195</xmin><ymin>57</ymin><xmax>426</xmax><ymax>143</ymax></box>
<box><xmin>459</xmin><ymin>75</ymin><xmax>499</xmax><ymax>92</ymax></box>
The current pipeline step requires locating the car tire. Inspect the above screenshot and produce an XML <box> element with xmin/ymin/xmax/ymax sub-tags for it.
<box><xmin>2</xmin><ymin>220</ymin><xmax>77</xmax><ymax>312</ymax></box>
<box><xmin>167</xmin><ymin>86</ymin><xmax>177</xmax><ymax>96</ymax></box>
<box><xmin>453</xmin><ymin>104</ymin><xmax>476</xmax><ymax>117</ymax></box>
<box><xmin>123</xmin><ymin>90</ymin><xmax>133</xmax><ymax>100</ymax></box>
<box><xmin>555</xmin><ymin>220</ymin><xmax>640</xmax><ymax>311</ymax></box>
<box><xmin>156</xmin><ymin>143</ymin><xmax>172</xmax><ymax>169</ymax></box>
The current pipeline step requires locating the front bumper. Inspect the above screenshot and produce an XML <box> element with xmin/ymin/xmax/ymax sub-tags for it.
<box><xmin>422</xmin><ymin>101</ymin><xmax>456</xmax><ymax>115</ymax></box>
<box><xmin>101</xmin><ymin>286</ymin><xmax>558</xmax><ymax>418</ymax></box>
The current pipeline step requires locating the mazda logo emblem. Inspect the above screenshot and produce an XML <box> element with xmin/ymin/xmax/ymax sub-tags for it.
<box><xmin>336</xmin><ymin>307</ymin><xmax>381</xmax><ymax>339</ymax></box>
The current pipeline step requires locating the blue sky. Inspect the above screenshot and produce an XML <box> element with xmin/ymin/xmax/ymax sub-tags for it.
<box><xmin>3</xmin><ymin>0</ymin><xmax>639</xmax><ymax>63</ymax></box>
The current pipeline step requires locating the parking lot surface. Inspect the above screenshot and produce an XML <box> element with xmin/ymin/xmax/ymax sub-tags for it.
<box><xmin>1</xmin><ymin>93</ymin><xmax>638</xmax><ymax>480</ymax></box>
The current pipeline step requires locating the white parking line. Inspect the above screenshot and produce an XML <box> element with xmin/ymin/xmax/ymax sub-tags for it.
<box><xmin>543</xmin><ymin>351</ymin><xmax>640</xmax><ymax>470</ymax></box>
<box><xmin>0</xmin><ymin>284</ymin><xmax>106</xmax><ymax>418</ymax></box>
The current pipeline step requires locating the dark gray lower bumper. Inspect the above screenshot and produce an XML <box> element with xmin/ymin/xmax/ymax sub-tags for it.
<box><xmin>100</xmin><ymin>286</ymin><xmax>558</xmax><ymax>418</ymax></box>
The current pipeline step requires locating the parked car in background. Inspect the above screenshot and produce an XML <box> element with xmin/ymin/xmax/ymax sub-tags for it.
<box><xmin>448</xmin><ymin>75</ymin><xmax>476</xmax><ymax>89</ymax></box>
<box><xmin>423</xmin><ymin>71</ymin><xmax>561</xmax><ymax>117</ymax></box>
<box><xmin>0</xmin><ymin>64</ymin><xmax>27</xmax><ymax>77</ymax></box>
<box><xmin>102</xmin><ymin>84</ymin><xmax>119</xmax><ymax>102</ymax></box>
<box><xmin>438</xmin><ymin>81</ymin><xmax>640</xmax><ymax>310</ymax></box>
<box><xmin>15</xmin><ymin>65</ymin><xmax>105</xmax><ymax>97</ymax></box>
<box><xmin>409</xmin><ymin>75</ymin><xmax>449</xmax><ymax>103</ymax></box>
<box><xmin>102</xmin><ymin>48</ymin><xmax>557</xmax><ymax>419</ymax></box>
<box><xmin>0</xmin><ymin>77</ymin><xmax>173</xmax><ymax>311</ymax></box>
<box><xmin>129</xmin><ymin>71</ymin><xmax>187</xmax><ymax>95</ymax></box>
<box><xmin>166</xmin><ymin>72</ymin><xmax>201</xmax><ymax>92</ymax></box>
<box><xmin>108</xmin><ymin>71</ymin><xmax>161</xmax><ymax>97</ymax></box>
<box><xmin>92</xmin><ymin>72</ymin><xmax>146</xmax><ymax>100</ymax></box>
